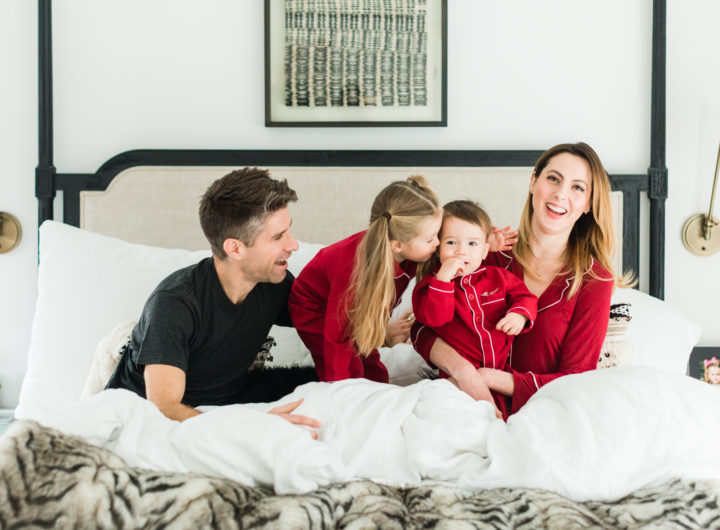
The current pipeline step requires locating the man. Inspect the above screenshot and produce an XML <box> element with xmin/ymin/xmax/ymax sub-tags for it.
<box><xmin>106</xmin><ymin>168</ymin><xmax>319</xmax><ymax>434</ymax></box>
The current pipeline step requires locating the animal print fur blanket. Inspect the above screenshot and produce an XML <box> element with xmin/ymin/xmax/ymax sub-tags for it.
<box><xmin>1</xmin><ymin>420</ymin><xmax>718</xmax><ymax>529</ymax></box>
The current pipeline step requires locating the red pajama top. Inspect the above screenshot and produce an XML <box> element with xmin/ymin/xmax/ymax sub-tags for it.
<box><xmin>288</xmin><ymin>231</ymin><xmax>417</xmax><ymax>383</ymax></box>
<box><xmin>412</xmin><ymin>250</ymin><xmax>613</xmax><ymax>417</ymax></box>
<box><xmin>412</xmin><ymin>265</ymin><xmax>537</xmax><ymax>372</ymax></box>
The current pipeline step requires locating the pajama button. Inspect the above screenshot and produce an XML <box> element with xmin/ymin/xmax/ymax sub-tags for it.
<box><xmin>463</xmin><ymin>278</ymin><xmax>469</xmax><ymax>285</ymax></box>
<box><xmin>469</xmin><ymin>294</ymin><xmax>475</xmax><ymax>300</ymax></box>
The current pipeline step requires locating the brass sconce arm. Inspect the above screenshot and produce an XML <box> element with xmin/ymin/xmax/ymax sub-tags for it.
<box><xmin>682</xmin><ymin>143</ymin><xmax>720</xmax><ymax>256</ymax></box>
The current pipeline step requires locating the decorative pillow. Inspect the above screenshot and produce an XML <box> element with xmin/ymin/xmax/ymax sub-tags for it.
<box><xmin>80</xmin><ymin>319</ymin><xmax>136</xmax><ymax>400</ymax></box>
<box><xmin>611</xmin><ymin>287</ymin><xmax>702</xmax><ymax>375</ymax></box>
<box><xmin>597</xmin><ymin>303</ymin><xmax>632</xmax><ymax>369</ymax></box>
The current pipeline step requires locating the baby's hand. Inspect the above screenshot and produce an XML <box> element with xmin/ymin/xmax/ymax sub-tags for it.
<box><xmin>496</xmin><ymin>312</ymin><xmax>527</xmax><ymax>335</ymax></box>
<box><xmin>436</xmin><ymin>257</ymin><xmax>466</xmax><ymax>282</ymax></box>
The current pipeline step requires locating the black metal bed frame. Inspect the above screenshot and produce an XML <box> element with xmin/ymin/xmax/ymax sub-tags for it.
<box><xmin>35</xmin><ymin>0</ymin><xmax>667</xmax><ymax>298</ymax></box>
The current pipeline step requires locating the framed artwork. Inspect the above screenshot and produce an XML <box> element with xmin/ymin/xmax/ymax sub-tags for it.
<box><xmin>264</xmin><ymin>0</ymin><xmax>447</xmax><ymax>127</ymax></box>
<box><xmin>688</xmin><ymin>347</ymin><xmax>720</xmax><ymax>386</ymax></box>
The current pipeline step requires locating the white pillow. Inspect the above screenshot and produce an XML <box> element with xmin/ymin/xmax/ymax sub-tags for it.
<box><xmin>611</xmin><ymin>288</ymin><xmax>702</xmax><ymax>375</ymax></box>
<box><xmin>16</xmin><ymin>222</ymin><xmax>211</xmax><ymax>420</ymax></box>
<box><xmin>15</xmin><ymin>222</ymin><xmax>325</xmax><ymax>420</ymax></box>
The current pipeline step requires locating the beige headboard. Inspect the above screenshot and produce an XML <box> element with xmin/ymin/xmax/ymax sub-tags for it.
<box><xmin>80</xmin><ymin>165</ymin><xmax>623</xmax><ymax>274</ymax></box>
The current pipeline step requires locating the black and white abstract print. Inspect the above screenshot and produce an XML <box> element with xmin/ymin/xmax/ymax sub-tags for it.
<box><xmin>283</xmin><ymin>0</ymin><xmax>428</xmax><ymax>108</ymax></box>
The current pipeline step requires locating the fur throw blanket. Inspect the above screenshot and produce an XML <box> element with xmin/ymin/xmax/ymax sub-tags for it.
<box><xmin>1</xmin><ymin>420</ymin><xmax>718</xmax><ymax>529</ymax></box>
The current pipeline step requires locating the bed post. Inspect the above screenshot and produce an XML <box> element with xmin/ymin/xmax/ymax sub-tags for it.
<box><xmin>649</xmin><ymin>0</ymin><xmax>667</xmax><ymax>299</ymax></box>
<box><xmin>36</xmin><ymin>0</ymin><xmax>56</xmax><ymax>228</ymax></box>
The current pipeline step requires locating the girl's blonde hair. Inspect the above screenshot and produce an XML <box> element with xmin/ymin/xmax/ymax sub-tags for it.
<box><xmin>514</xmin><ymin>142</ymin><xmax>633</xmax><ymax>298</ymax></box>
<box><xmin>348</xmin><ymin>175</ymin><xmax>440</xmax><ymax>356</ymax></box>
<box><xmin>419</xmin><ymin>200</ymin><xmax>492</xmax><ymax>281</ymax></box>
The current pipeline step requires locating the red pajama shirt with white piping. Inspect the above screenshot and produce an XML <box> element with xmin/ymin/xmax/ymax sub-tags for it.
<box><xmin>288</xmin><ymin>231</ymin><xmax>416</xmax><ymax>383</ymax></box>
<box><xmin>412</xmin><ymin>249</ymin><xmax>613</xmax><ymax>418</ymax></box>
<box><xmin>412</xmin><ymin>265</ymin><xmax>537</xmax><ymax>374</ymax></box>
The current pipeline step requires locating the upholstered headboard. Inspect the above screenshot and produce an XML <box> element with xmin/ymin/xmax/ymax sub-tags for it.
<box><xmin>45</xmin><ymin>149</ymin><xmax>640</xmax><ymax>279</ymax></box>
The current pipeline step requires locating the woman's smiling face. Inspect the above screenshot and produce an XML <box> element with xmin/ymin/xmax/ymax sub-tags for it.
<box><xmin>530</xmin><ymin>152</ymin><xmax>592</xmax><ymax>238</ymax></box>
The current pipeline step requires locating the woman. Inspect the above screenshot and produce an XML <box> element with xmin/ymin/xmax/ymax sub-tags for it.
<box><xmin>412</xmin><ymin>142</ymin><xmax>629</xmax><ymax>418</ymax></box>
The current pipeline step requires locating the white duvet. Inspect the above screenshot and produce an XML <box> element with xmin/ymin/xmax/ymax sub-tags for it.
<box><xmin>37</xmin><ymin>366</ymin><xmax>720</xmax><ymax>501</ymax></box>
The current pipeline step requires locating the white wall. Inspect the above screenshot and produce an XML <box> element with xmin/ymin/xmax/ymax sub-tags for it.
<box><xmin>665</xmin><ymin>1</ymin><xmax>720</xmax><ymax>347</ymax></box>
<box><xmin>0</xmin><ymin>0</ymin><xmax>717</xmax><ymax>408</ymax></box>
<box><xmin>0</xmin><ymin>2</ymin><xmax>38</xmax><ymax>409</ymax></box>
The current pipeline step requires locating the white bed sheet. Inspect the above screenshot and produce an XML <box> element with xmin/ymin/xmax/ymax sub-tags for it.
<box><xmin>38</xmin><ymin>365</ymin><xmax>720</xmax><ymax>501</ymax></box>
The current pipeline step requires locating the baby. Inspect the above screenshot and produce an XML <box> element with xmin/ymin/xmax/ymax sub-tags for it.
<box><xmin>412</xmin><ymin>200</ymin><xmax>538</xmax><ymax>373</ymax></box>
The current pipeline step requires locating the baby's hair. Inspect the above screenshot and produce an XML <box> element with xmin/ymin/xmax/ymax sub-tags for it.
<box><xmin>348</xmin><ymin>175</ymin><xmax>440</xmax><ymax>356</ymax></box>
<box><xmin>418</xmin><ymin>200</ymin><xmax>492</xmax><ymax>280</ymax></box>
<box><xmin>442</xmin><ymin>200</ymin><xmax>492</xmax><ymax>235</ymax></box>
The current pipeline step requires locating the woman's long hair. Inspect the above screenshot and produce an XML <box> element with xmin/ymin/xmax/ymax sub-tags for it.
<box><xmin>348</xmin><ymin>175</ymin><xmax>440</xmax><ymax>356</ymax></box>
<box><xmin>514</xmin><ymin>142</ymin><xmax>633</xmax><ymax>298</ymax></box>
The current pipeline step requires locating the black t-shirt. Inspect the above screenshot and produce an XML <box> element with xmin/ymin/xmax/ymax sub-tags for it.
<box><xmin>106</xmin><ymin>257</ymin><xmax>293</xmax><ymax>406</ymax></box>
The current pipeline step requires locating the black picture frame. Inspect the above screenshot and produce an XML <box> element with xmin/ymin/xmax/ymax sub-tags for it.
<box><xmin>264</xmin><ymin>0</ymin><xmax>448</xmax><ymax>127</ymax></box>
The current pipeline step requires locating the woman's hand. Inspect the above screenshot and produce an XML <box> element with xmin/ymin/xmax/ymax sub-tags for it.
<box><xmin>385</xmin><ymin>308</ymin><xmax>415</xmax><ymax>346</ymax></box>
<box><xmin>476</xmin><ymin>367</ymin><xmax>515</xmax><ymax>397</ymax></box>
<box><xmin>448</xmin><ymin>365</ymin><xmax>503</xmax><ymax>419</ymax></box>
<box><xmin>268</xmin><ymin>398</ymin><xmax>322</xmax><ymax>439</ymax></box>
<box><xmin>488</xmin><ymin>225</ymin><xmax>518</xmax><ymax>252</ymax></box>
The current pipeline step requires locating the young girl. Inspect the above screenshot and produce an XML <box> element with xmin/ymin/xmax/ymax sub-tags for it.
<box><xmin>413</xmin><ymin>201</ymin><xmax>537</xmax><ymax>379</ymax></box>
<box><xmin>704</xmin><ymin>357</ymin><xmax>720</xmax><ymax>385</ymax></box>
<box><xmin>288</xmin><ymin>176</ymin><xmax>442</xmax><ymax>383</ymax></box>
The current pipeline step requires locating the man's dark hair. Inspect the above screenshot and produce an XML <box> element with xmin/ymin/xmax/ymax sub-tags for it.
<box><xmin>199</xmin><ymin>167</ymin><xmax>297</xmax><ymax>257</ymax></box>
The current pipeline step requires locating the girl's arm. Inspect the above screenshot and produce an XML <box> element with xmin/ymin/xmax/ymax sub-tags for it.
<box><xmin>321</xmin><ymin>286</ymin><xmax>365</xmax><ymax>381</ymax></box>
<box><xmin>289</xmin><ymin>264</ymin><xmax>365</xmax><ymax>382</ymax></box>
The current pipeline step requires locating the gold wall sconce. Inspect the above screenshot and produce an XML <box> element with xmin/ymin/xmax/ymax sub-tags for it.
<box><xmin>682</xmin><ymin>143</ymin><xmax>720</xmax><ymax>256</ymax></box>
<box><xmin>0</xmin><ymin>212</ymin><xmax>22</xmax><ymax>254</ymax></box>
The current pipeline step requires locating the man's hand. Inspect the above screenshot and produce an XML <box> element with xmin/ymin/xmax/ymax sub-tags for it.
<box><xmin>448</xmin><ymin>365</ymin><xmax>503</xmax><ymax>419</ymax></box>
<box><xmin>268</xmin><ymin>398</ymin><xmax>322</xmax><ymax>439</ymax></box>
<box><xmin>385</xmin><ymin>308</ymin><xmax>414</xmax><ymax>346</ymax></box>
<box><xmin>488</xmin><ymin>225</ymin><xmax>518</xmax><ymax>252</ymax></box>
<box><xmin>496</xmin><ymin>312</ymin><xmax>528</xmax><ymax>335</ymax></box>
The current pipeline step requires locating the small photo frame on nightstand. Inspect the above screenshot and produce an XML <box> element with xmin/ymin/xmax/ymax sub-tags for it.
<box><xmin>688</xmin><ymin>347</ymin><xmax>720</xmax><ymax>386</ymax></box>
